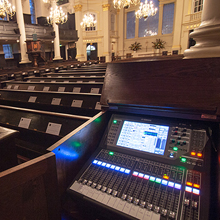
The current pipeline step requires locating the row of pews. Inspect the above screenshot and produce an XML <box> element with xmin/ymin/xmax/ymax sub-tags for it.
<box><xmin>0</xmin><ymin>61</ymin><xmax>107</xmax><ymax>220</ymax></box>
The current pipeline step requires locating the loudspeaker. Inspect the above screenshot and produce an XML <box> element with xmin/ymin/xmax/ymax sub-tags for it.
<box><xmin>14</xmin><ymin>28</ymin><xmax>20</xmax><ymax>34</ymax></box>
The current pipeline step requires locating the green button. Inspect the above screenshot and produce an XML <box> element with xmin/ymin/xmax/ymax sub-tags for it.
<box><xmin>109</xmin><ymin>152</ymin><xmax>114</xmax><ymax>155</ymax></box>
<box><xmin>172</xmin><ymin>139</ymin><xmax>175</xmax><ymax>143</ymax></box>
<box><xmin>113</xmin><ymin>120</ymin><xmax>117</xmax><ymax>124</ymax></box>
<box><xmin>181</xmin><ymin>157</ymin><xmax>187</xmax><ymax>163</ymax></box>
<box><xmin>173</xmin><ymin>147</ymin><xmax>178</xmax><ymax>151</ymax></box>
<box><xmin>177</xmin><ymin>141</ymin><xmax>180</xmax><ymax>145</ymax></box>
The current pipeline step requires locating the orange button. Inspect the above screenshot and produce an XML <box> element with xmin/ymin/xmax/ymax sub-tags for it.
<box><xmin>197</xmin><ymin>153</ymin><xmax>202</xmax><ymax>157</ymax></box>
<box><xmin>163</xmin><ymin>175</ymin><xmax>169</xmax><ymax>180</ymax></box>
<box><xmin>186</xmin><ymin>182</ymin><xmax>193</xmax><ymax>186</ymax></box>
<box><xmin>191</xmin><ymin>151</ymin><xmax>196</xmax><ymax>156</ymax></box>
<box><xmin>193</xmin><ymin>184</ymin><xmax>200</xmax><ymax>188</ymax></box>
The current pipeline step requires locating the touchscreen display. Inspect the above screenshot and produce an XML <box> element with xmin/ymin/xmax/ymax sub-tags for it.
<box><xmin>116</xmin><ymin>121</ymin><xmax>169</xmax><ymax>155</ymax></box>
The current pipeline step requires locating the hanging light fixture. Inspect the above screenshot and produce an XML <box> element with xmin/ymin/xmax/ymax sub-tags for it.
<box><xmin>80</xmin><ymin>13</ymin><xmax>97</xmax><ymax>28</ymax></box>
<box><xmin>135</xmin><ymin>0</ymin><xmax>157</xmax><ymax>19</ymax></box>
<box><xmin>43</xmin><ymin>0</ymin><xmax>58</xmax><ymax>3</ymax></box>
<box><xmin>113</xmin><ymin>0</ymin><xmax>140</xmax><ymax>10</ymax></box>
<box><xmin>80</xmin><ymin>0</ymin><xmax>97</xmax><ymax>29</ymax></box>
<box><xmin>0</xmin><ymin>0</ymin><xmax>15</xmax><ymax>19</ymax></box>
<box><xmin>47</xmin><ymin>5</ymin><xmax>67</xmax><ymax>25</ymax></box>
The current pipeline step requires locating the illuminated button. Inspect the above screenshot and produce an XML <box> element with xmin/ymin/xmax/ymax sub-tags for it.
<box><xmin>174</xmin><ymin>183</ymin><xmax>181</xmax><ymax>190</ymax></box>
<box><xmin>181</xmin><ymin>157</ymin><xmax>187</xmax><ymax>163</ymax></box>
<box><xmin>115</xmin><ymin>166</ymin><xmax>120</xmax><ymax>171</ymax></box>
<box><xmin>156</xmin><ymin>178</ymin><xmax>162</xmax><ymax>184</ymax></box>
<box><xmin>173</xmin><ymin>147</ymin><xmax>178</xmax><ymax>151</ymax></box>
<box><xmin>101</xmin><ymin>162</ymin><xmax>107</xmax><ymax>167</ymax></box>
<box><xmin>169</xmin><ymin>153</ymin><xmax>174</xmax><ymax>158</ymax></box>
<box><xmin>138</xmin><ymin>173</ymin><xmax>144</xmax><ymax>178</ymax></box>
<box><xmin>106</xmin><ymin>163</ymin><xmax>111</xmax><ymax>168</ymax></box>
<box><xmin>113</xmin><ymin>120</ymin><xmax>117</xmax><ymax>124</ymax></box>
<box><xmin>144</xmin><ymin>175</ymin><xmax>150</xmax><ymax>180</ymax></box>
<box><xmin>193</xmin><ymin>184</ymin><xmax>200</xmax><ymax>188</ymax></box>
<box><xmin>97</xmin><ymin>161</ymin><xmax>102</xmax><ymax>165</ymax></box>
<box><xmin>109</xmin><ymin>151</ymin><xmax>114</xmax><ymax>155</ymax></box>
<box><xmin>163</xmin><ymin>175</ymin><xmax>169</xmax><ymax>180</ymax></box>
<box><xmin>172</xmin><ymin>139</ymin><xmax>175</xmax><ymax>143</ymax></box>
<box><xmin>110</xmin><ymin>165</ymin><xmax>116</xmax><ymax>169</ymax></box>
<box><xmin>193</xmin><ymin>188</ymin><xmax>200</xmax><ymax>195</ymax></box>
<box><xmin>125</xmin><ymin>169</ymin><xmax>130</xmax><ymax>174</ymax></box>
<box><xmin>168</xmin><ymin>182</ymin><xmax>174</xmax><ymax>188</ymax></box>
<box><xmin>120</xmin><ymin>168</ymin><xmax>125</xmax><ymax>173</ymax></box>
<box><xmin>93</xmin><ymin>160</ymin><xmax>98</xmax><ymax>164</ymax></box>
<box><xmin>197</xmin><ymin>152</ymin><xmax>203</xmax><ymax>157</ymax></box>
<box><xmin>177</xmin><ymin>141</ymin><xmax>180</xmax><ymax>145</ymax></box>
<box><xmin>191</xmin><ymin>151</ymin><xmax>196</xmax><ymax>156</ymax></box>
<box><xmin>149</xmin><ymin>176</ymin><xmax>156</xmax><ymax>182</ymax></box>
<box><xmin>162</xmin><ymin>180</ymin><xmax>168</xmax><ymax>186</ymax></box>
<box><xmin>186</xmin><ymin>182</ymin><xmax>193</xmax><ymax>186</ymax></box>
<box><xmin>185</xmin><ymin>186</ymin><xmax>192</xmax><ymax>193</ymax></box>
<box><xmin>133</xmin><ymin>171</ymin><xmax>138</xmax><ymax>176</ymax></box>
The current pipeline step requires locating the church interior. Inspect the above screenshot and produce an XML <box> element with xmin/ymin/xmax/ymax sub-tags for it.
<box><xmin>0</xmin><ymin>0</ymin><xmax>219</xmax><ymax>220</ymax></box>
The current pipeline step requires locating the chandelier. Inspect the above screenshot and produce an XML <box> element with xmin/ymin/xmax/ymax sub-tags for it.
<box><xmin>113</xmin><ymin>0</ymin><xmax>140</xmax><ymax>9</ymax></box>
<box><xmin>135</xmin><ymin>0</ymin><xmax>158</xmax><ymax>19</ymax></box>
<box><xmin>80</xmin><ymin>13</ymin><xmax>97</xmax><ymax>28</ymax></box>
<box><xmin>43</xmin><ymin>0</ymin><xmax>58</xmax><ymax>3</ymax></box>
<box><xmin>47</xmin><ymin>6</ymin><xmax>67</xmax><ymax>25</ymax></box>
<box><xmin>0</xmin><ymin>0</ymin><xmax>15</xmax><ymax>19</ymax></box>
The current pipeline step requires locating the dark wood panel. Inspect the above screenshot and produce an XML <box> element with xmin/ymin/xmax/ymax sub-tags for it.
<box><xmin>0</xmin><ymin>152</ymin><xmax>60</xmax><ymax>220</ymax></box>
<box><xmin>101</xmin><ymin>57</ymin><xmax>220</xmax><ymax>116</ymax></box>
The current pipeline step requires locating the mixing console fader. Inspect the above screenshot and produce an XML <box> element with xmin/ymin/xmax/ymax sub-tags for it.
<box><xmin>68</xmin><ymin>114</ymin><xmax>214</xmax><ymax>220</ymax></box>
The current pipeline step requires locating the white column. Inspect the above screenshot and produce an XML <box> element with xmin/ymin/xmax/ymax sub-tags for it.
<box><xmin>171</xmin><ymin>0</ymin><xmax>184</xmax><ymax>53</ymax></box>
<box><xmin>118</xmin><ymin>8</ymin><xmax>125</xmax><ymax>57</ymax></box>
<box><xmin>102</xmin><ymin>4</ymin><xmax>111</xmax><ymax>62</ymax></box>
<box><xmin>52</xmin><ymin>0</ymin><xmax>62</xmax><ymax>60</ymax></box>
<box><xmin>15</xmin><ymin>0</ymin><xmax>31</xmax><ymax>64</ymax></box>
<box><xmin>65</xmin><ymin>44</ymin><xmax>69</xmax><ymax>60</ymax></box>
<box><xmin>184</xmin><ymin>0</ymin><xmax>220</xmax><ymax>58</ymax></box>
<box><xmin>74</xmin><ymin>4</ymin><xmax>85</xmax><ymax>61</ymax></box>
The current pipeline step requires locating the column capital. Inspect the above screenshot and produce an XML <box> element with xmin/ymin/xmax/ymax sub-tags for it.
<box><xmin>102</xmin><ymin>4</ymin><xmax>111</xmax><ymax>11</ymax></box>
<box><xmin>74</xmin><ymin>4</ymin><xmax>82</xmax><ymax>12</ymax></box>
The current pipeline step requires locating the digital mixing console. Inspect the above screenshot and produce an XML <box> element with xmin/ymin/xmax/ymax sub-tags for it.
<box><xmin>68</xmin><ymin>114</ymin><xmax>214</xmax><ymax>220</ymax></box>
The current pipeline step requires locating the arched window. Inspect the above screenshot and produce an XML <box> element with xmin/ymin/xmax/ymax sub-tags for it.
<box><xmin>162</xmin><ymin>3</ymin><xmax>174</xmax><ymax>35</ymax></box>
<box><xmin>127</xmin><ymin>11</ymin><xmax>136</xmax><ymax>39</ymax></box>
<box><xmin>29</xmin><ymin>0</ymin><xmax>36</xmax><ymax>24</ymax></box>
<box><xmin>3</xmin><ymin>44</ymin><xmax>13</xmax><ymax>59</ymax></box>
<box><xmin>193</xmin><ymin>0</ymin><xmax>203</xmax><ymax>13</ymax></box>
<box><xmin>138</xmin><ymin>0</ymin><xmax>159</xmax><ymax>37</ymax></box>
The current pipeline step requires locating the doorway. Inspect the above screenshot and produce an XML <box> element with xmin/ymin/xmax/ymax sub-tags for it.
<box><xmin>86</xmin><ymin>43</ymin><xmax>98</xmax><ymax>60</ymax></box>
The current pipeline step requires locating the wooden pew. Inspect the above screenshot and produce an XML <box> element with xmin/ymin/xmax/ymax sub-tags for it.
<box><xmin>45</xmin><ymin>71</ymin><xmax>106</xmax><ymax>77</ymax></box>
<box><xmin>0</xmin><ymin>105</ymin><xmax>90</xmax><ymax>158</ymax></box>
<box><xmin>0</xmin><ymin>126</ymin><xmax>19</xmax><ymax>172</ymax></box>
<box><xmin>0</xmin><ymin>89</ymin><xmax>101</xmax><ymax>114</ymax></box>
<box><xmin>0</xmin><ymin>152</ymin><xmax>61</xmax><ymax>220</ymax></box>
<box><xmin>3</xmin><ymin>81</ymin><xmax>103</xmax><ymax>94</ymax></box>
<box><xmin>25</xmin><ymin>76</ymin><xmax>105</xmax><ymax>83</ymax></box>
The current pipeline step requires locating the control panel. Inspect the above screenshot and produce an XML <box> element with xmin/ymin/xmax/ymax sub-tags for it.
<box><xmin>68</xmin><ymin>114</ymin><xmax>213</xmax><ymax>220</ymax></box>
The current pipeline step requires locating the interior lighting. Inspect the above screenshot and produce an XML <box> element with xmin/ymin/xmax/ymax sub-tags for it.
<box><xmin>80</xmin><ymin>13</ymin><xmax>97</xmax><ymax>28</ymax></box>
<box><xmin>47</xmin><ymin>6</ymin><xmax>67</xmax><ymax>25</ymax></box>
<box><xmin>113</xmin><ymin>0</ymin><xmax>140</xmax><ymax>9</ymax></box>
<box><xmin>0</xmin><ymin>0</ymin><xmax>15</xmax><ymax>19</ymax></box>
<box><xmin>135</xmin><ymin>0</ymin><xmax>158</xmax><ymax>19</ymax></box>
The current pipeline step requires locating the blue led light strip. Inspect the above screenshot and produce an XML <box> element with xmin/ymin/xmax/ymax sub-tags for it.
<box><xmin>132</xmin><ymin>171</ymin><xmax>182</xmax><ymax>190</ymax></box>
<box><xmin>92</xmin><ymin>160</ymin><xmax>131</xmax><ymax>174</ymax></box>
